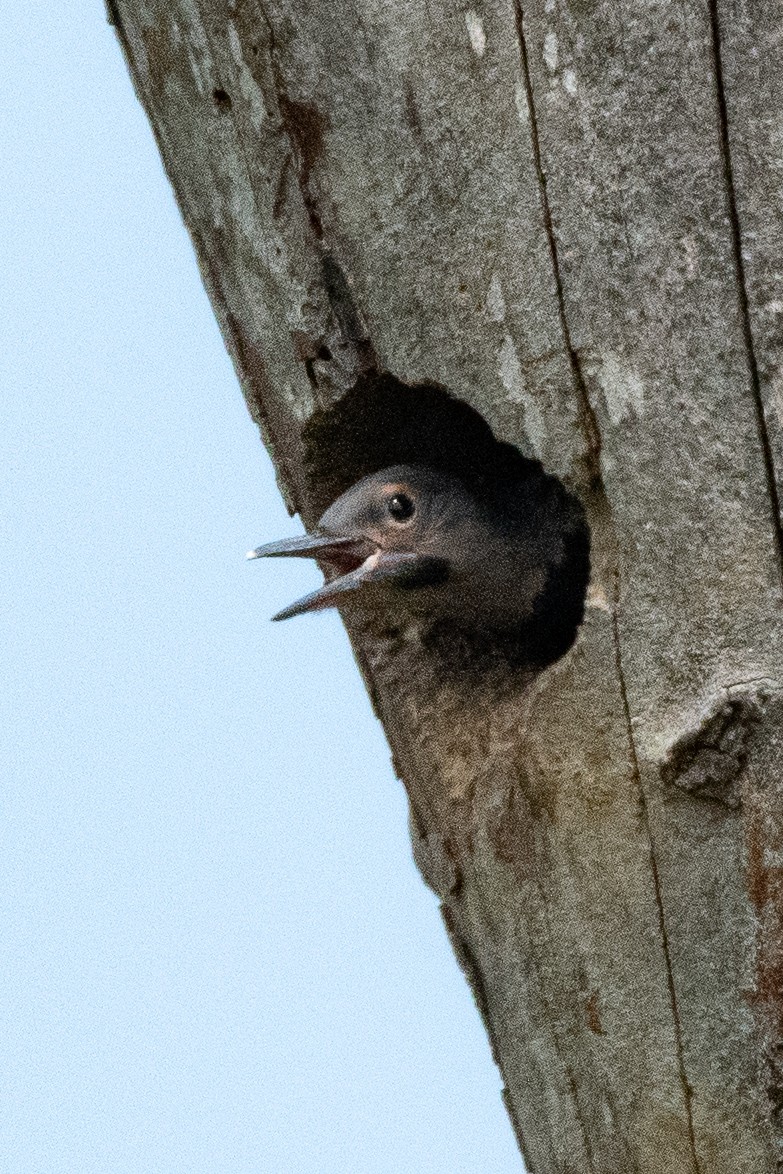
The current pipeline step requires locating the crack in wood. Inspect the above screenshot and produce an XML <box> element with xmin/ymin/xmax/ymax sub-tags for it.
<box><xmin>511</xmin><ymin>0</ymin><xmax>602</xmax><ymax>490</ymax></box>
<box><xmin>707</xmin><ymin>0</ymin><xmax>783</xmax><ymax>586</ymax></box>
<box><xmin>510</xmin><ymin>7</ymin><xmax>710</xmax><ymax>1162</ymax></box>
<box><xmin>611</xmin><ymin>571</ymin><xmax>702</xmax><ymax>1174</ymax></box>
<box><xmin>564</xmin><ymin>1064</ymin><xmax>598</xmax><ymax>1174</ymax></box>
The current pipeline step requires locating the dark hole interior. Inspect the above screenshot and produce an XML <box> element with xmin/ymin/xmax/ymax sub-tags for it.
<box><xmin>301</xmin><ymin>373</ymin><xmax>590</xmax><ymax>674</ymax></box>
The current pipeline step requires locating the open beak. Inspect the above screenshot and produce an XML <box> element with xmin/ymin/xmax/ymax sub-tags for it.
<box><xmin>247</xmin><ymin>532</ymin><xmax>422</xmax><ymax>621</ymax></box>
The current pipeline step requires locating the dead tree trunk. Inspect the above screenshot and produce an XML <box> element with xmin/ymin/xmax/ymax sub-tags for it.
<box><xmin>109</xmin><ymin>1</ymin><xmax>783</xmax><ymax>1169</ymax></box>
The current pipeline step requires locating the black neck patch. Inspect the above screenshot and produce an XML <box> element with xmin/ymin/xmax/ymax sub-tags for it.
<box><xmin>395</xmin><ymin>557</ymin><xmax>450</xmax><ymax>591</ymax></box>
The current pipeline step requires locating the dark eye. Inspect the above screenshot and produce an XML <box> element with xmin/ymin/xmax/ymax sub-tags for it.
<box><xmin>387</xmin><ymin>493</ymin><xmax>415</xmax><ymax>522</ymax></box>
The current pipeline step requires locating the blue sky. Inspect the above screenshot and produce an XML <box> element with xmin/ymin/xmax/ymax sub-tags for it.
<box><xmin>2</xmin><ymin>5</ymin><xmax>522</xmax><ymax>1171</ymax></box>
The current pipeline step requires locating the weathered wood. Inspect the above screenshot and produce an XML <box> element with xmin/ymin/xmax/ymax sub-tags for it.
<box><xmin>109</xmin><ymin>1</ymin><xmax>783</xmax><ymax>1169</ymax></box>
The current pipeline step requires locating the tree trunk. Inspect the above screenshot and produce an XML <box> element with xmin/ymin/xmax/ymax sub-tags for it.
<box><xmin>109</xmin><ymin>1</ymin><xmax>783</xmax><ymax>1169</ymax></box>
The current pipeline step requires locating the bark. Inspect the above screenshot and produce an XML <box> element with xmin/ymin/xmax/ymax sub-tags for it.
<box><xmin>108</xmin><ymin>1</ymin><xmax>783</xmax><ymax>1169</ymax></box>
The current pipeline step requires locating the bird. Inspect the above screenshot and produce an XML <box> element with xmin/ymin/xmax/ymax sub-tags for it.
<box><xmin>247</xmin><ymin>463</ymin><xmax>589</xmax><ymax>672</ymax></box>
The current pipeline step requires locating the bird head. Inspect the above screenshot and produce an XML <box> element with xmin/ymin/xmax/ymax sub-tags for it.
<box><xmin>248</xmin><ymin>463</ymin><xmax>554</xmax><ymax>627</ymax></box>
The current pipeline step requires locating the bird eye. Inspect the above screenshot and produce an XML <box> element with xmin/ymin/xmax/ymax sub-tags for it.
<box><xmin>387</xmin><ymin>493</ymin><xmax>415</xmax><ymax>522</ymax></box>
